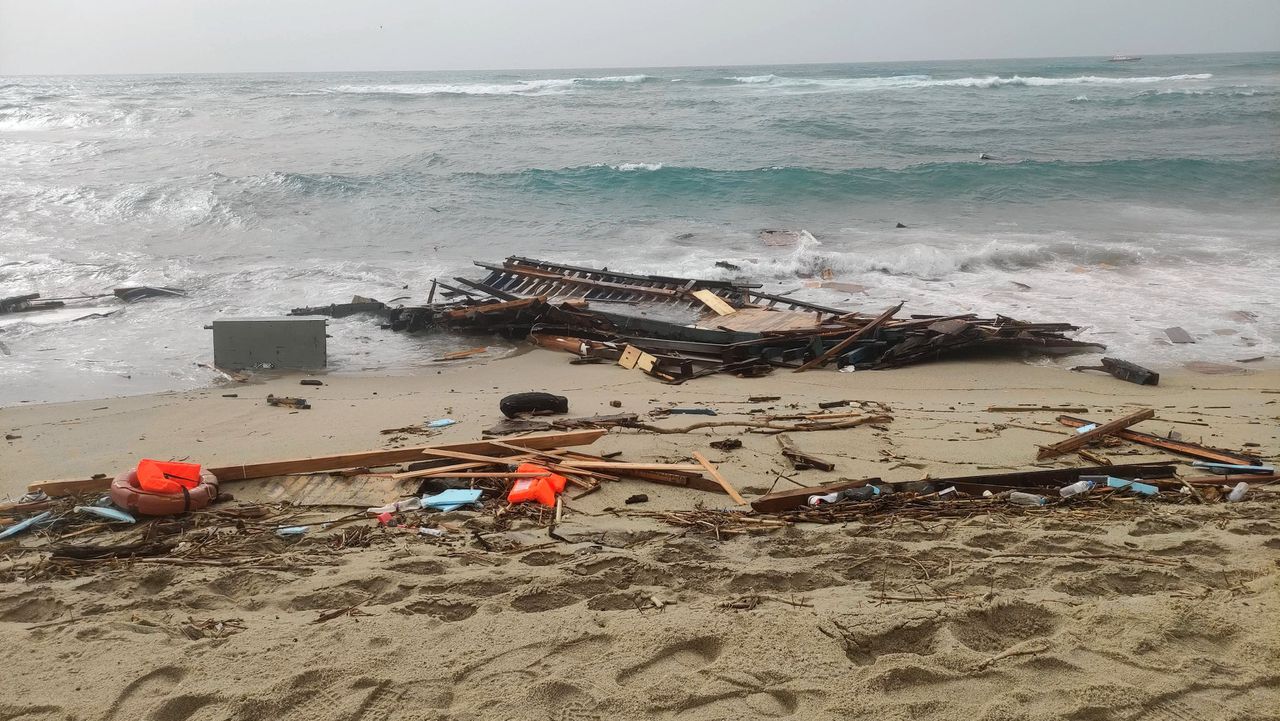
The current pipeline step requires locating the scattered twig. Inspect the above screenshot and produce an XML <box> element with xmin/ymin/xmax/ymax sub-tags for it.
<box><xmin>974</xmin><ymin>640</ymin><xmax>1051</xmax><ymax>670</ymax></box>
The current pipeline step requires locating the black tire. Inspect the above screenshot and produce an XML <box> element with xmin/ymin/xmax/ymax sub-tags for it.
<box><xmin>499</xmin><ymin>392</ymin><xmax>569</xmax><ymax>418</ymax></box>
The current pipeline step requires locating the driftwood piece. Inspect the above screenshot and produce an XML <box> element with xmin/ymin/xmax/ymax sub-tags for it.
<box><xmin>1036</xmin><ymin>409</ymin><xmax>1155</xmax><ymax>460</ymax></box>
<box><xmin>776</xmin><ymin>435</ymin><xmax>835</xmax><ymax>472</ymax></box>
<box><xmin>627</xmin><ymin>415</ymin><xmax>893</xmax><ymax>435</ymax></box>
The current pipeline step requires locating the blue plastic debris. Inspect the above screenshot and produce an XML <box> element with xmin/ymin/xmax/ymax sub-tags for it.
<box><xmin>0</xmin><ymin>511</ymin><xmax>52</xmax><ymax>540</ymax></box>
<box><xmin>1106</xmin><ymin>477</ymin><xmax>1159</xmax><ymax>496</ymax></box>
<box><xmin>427</xmin><ymin>418</ymin><xmax>457</xmax><ymax>428</ymax></box>
<box><xmin>73</xmin><ymin>506</ymin><xmax>136</xmax><ymax>524</ymax></box>
<box><xmin>421</xmin><ymin>489</ymin><xmax>483</xmax><ymax>512</ymax></box>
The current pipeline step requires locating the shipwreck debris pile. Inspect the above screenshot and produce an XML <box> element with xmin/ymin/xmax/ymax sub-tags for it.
<box><xmin>297</xmin><ymin>256</ymin><xmax>1105</xmax><ymax>383</ymax></box>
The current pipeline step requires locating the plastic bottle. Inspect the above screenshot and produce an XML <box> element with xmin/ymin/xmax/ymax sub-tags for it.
<box><xmin>1009</xmin><ymin>492</ymin><xmax>1048</xmax><ymax>506</ymax></box>
<box><xmin>807</xmin><ymin>492</ymin><xmax>840</xmax><ymax>505</ymax></box>
<box><xmin>1059</xmin><ymin>479</ymin><xmax>1096</xmax><ymax>498</ymax></box>
<box><xmin>1227</xmin><ymin>482</ymin><xmax>1249</xmax><ymax>503</ymax></box>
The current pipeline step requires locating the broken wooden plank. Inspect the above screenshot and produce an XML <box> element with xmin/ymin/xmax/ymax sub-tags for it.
<box><xmin>420</xmin><ymin>448</ymin><xmax>536</xmax><ymax>465</ymax></box>
<box><xmin>1056</xmin><ymin>415</ymin><xmax>1263</xmax><ymax>465</ymax></box>
<box><xmin>27</xmin><ymin>430</ymin><xmax>608</xmax><ymax>496</ymax></box>
<box><xmin>1036</xmin><ymin>409</ymin><xmax>1155</xmax><ymax>460</ymax></box>
<box><xmin>433</xmin><ymin>347</ymin><xmax>488</xmax><ymax>362</ymax></box>
<box><xmin>691</xmin><ymin>289</ymin><xmax>737</xmax><ymax>316</ymax></box>
<box><xmin>557</xmin><ymin>462</ymin><xmax>706</xmax><ymax>472</ymax></box>
<box><xmin>1164</xmin><ymin>327</ymin><xmax>1195</xmax><ymax>344</ymax></box>
<box><xmin>1072</xmin><ymin>357</ymin><xmax>1160</xmax><ymax>386</ymax></box>
<box><xmin>794</xmin><ymin>301</ymin><xmax>904</xmax><ymax>372</ymax></box>
<box><xmin>691</xmin><ymin>451</ymin><xmax>747</xmax><ymax>505</ymax></box>
<box><xmin>776</xmin><ymin>435</ymin><xmax>835</xmax><ymax>472</ymax></box>
<box><xmin>751</xmin><ymin>478</ymin><xmax>880</xmax><ymax>513</ymax></box>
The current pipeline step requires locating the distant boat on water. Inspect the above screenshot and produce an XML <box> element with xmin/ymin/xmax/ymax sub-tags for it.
<box><xmin>1108</xmin><ymin>54</ymin><xmax>1142</xmax><ymax>62</ymax></box>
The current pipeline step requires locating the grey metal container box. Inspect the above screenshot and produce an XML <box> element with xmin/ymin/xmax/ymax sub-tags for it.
<box><xmin>211</xmin><ymin>316</ymin><xmax>327</xmax><ymax>370</ymax></box>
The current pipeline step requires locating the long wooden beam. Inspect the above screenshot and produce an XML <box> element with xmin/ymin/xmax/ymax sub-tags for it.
<box><xmin>1036</xmin><ymin>409</ymin><xmax>1154</xmax><ymax>460</ymax></box>
<box><xmin>27</xmin><ymin>430</ymin><xmax>608</xmax><ymax>497</ymax></box>
<box><xmin>793</xmin><ymin>302</ymin><xmax>903</xmax><ymax>372</ymax></box>
<box><xmin>1056</xmin><ymin>415</ymin><xmax>1263</xmax><ymax>465</ymax></box>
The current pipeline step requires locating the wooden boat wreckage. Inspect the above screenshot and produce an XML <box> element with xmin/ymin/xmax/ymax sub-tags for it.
<box><xmin>293</xmin><ymin>256</ymin><xmax>1104</xmax><ymax>383</ymax></box>
<box><xmin>0</xmin><ymin>287</ymin><xmax>186</xmax><ymax>320</ymax></box>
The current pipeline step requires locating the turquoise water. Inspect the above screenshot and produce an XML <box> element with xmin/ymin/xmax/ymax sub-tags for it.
<box><xmin>1</xmin><ymin>53</ymin><xmax>1277</xmax><ymax>402</ymax></box>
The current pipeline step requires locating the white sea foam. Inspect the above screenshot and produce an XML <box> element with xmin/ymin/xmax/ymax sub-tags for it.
<box><xmin>722</xmin><ymin>72</ymin><xmax>1214</xmax><ymax>91</ymax></box>
<box><xmin>614</xmin><ymin>162</ymin><xmax>664</xmax><ymax>172</ymax></box>
<box><xmin>327</xmin><ymin>74</ymin><xmax>653</xmax><ymax>97</ymax></box>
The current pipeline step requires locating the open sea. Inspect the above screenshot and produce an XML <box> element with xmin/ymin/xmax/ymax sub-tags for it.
<box><xmin>1</xmin><ymin>53</ymin><xmax>1278</xmax><ymax>404</ymax></box>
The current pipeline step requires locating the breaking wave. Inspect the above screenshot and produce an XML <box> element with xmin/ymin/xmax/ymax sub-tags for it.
<box><xmin>750</xmin><ymin>235</ymin><xmax>1159</xmax><ymax>281</ymax></box>
<box><xmin>717</xmin><ymin>72</ymin><xmax>1214</xmax><ymax>91</ymax></box>
<box><xmin>323</xmin><ymin>74</ymin><xmax>656</xmax><ymax>97</ymax></box>
<box><xmin>0</xmin><ymin>105</ymin><xmax>193</xmax><ymax>131</ymax></box>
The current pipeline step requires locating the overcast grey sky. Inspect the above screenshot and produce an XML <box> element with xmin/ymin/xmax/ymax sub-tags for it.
<box><xmin>2</xmin><ymin>0</ymin><xmax>1277</xmax><ymax>75</ymax></box>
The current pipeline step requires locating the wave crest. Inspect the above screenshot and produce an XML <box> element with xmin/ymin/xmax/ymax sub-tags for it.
<box><xmin>718</xmin><ymin>72</ymin><xmax>1214</xmax><ymax>91</ymax></box>
<box><xmin>324</xmin><ymin>74</ymin><xmax>655</xmax><ymax>97</ymax></box>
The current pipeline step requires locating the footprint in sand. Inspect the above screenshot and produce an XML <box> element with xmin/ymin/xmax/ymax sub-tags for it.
<box><xmin>616</xmin><ymin>636</ymin><xmax>724</xmax><ymax>687</ymax></box>
<box><xmin>105</xmin><ymin>665</ymin><xmax>218</xmax><ymax>721</ymax></box>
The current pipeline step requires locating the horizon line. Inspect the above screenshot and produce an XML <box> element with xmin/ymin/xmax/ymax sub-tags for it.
<box><xmin>1</xmin><ymin>49</ymin><xmax>1275</xmax><ymax>79</ymax></box>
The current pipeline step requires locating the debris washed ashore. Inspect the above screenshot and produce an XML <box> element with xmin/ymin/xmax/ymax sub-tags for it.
<box><xmin>293</xmin><ymin>256</ymin><xmax>1104</xmax><ymax>383</ymax></box>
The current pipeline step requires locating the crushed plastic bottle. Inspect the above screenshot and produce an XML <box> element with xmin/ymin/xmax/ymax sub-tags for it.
<box><xmin>367</xmin><ymin>497</ymin><xmax>423</xmax><ymax>515</ymax></box>
<box><xmin>840</xmin><ymin>485</ymin><xmax>882</xmax><ymax>501</ymax></box>
<box><xmin>807</xmin><ymin>492</ymin><xmax>840</xmax><ymax>505</ymax></box>
<box><xmin>937</xmin><ymin>486</ymin><xmax>957</xmax><ymax>499</ymax></box>
<box><xmin>1009</xmin><ymin>492</ymin><xmax>1048</xmax><ymax>506</ymax></box>
<box><xmin>1059</xmin><ymin>479</ymin><xmax>1096</xmax><ymax>498</ymax></box>
<box><xmin>1227</xmin><ymin>482</ymin><xmax>1249</xmax><ymax>503</ymax></box>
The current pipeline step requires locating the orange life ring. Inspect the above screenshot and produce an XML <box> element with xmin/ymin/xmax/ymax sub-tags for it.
<box><xmin>110</xmin><ymin>469</ymin><xmax>220</xmax><ymax>516</ymax></box>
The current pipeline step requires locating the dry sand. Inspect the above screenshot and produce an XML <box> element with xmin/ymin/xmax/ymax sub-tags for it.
<box><xmin>1</xmin><ymin>353</ymin><xmax>1278</xmax><ymax>721</ymax></box>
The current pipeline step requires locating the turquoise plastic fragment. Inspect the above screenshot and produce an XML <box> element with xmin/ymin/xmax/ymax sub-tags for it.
<box><xmin>73</xmin><ymin>505</ymin><xmax>136</xmax><ymax>523</ymax></box>
<box><xmin>421</xmin><ymin>489</ymin><xmax>483</xmax><ymax>511</ymax></box>
<box><xmin>1106</xmin><ymin>477</ymin><xmax>1158</xmax><ymax>496</ymax></box>
<box><xmin>0</xmin><ymin>511</ymin><xmax>52</xmax><ymax>540</ymax></box>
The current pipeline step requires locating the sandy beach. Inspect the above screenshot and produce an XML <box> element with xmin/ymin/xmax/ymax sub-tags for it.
<box><xmin>2</xmin><ymin>353</ymin><xmax>1277</xmax><ymax>721</ymax></box>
